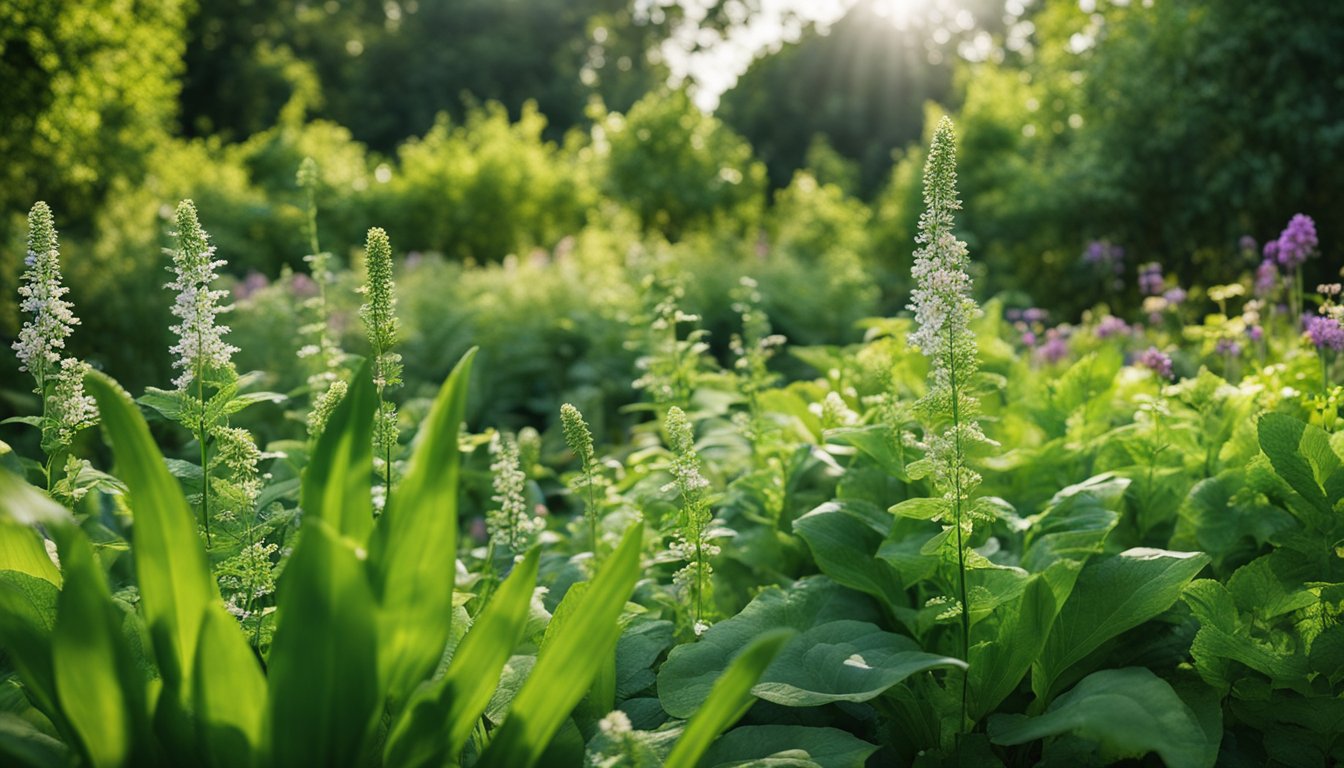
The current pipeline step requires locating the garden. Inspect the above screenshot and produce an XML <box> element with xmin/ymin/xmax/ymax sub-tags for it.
<box><xmin>1</xmin><ymin>1</ymin><xmax>1342</xmax><ymax>766</ymax></box>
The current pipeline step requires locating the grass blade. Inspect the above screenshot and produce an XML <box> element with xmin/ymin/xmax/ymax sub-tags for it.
<box><xmin>301</xmin><ymin>360</ymin><xmax>376</xmax><ymax>544</ymax></box>
<box><xmin>663</xmin><ymin>628</ymin><xmax>795</xmax><ymax>768</ymax></box>
<box><xmin>476</xmin><ymin>522</ymin><xmax>644</xmax><ymax>768</ymax></box>
<box><xmin>267</xmin><ymin>521</ymin><xmax>380</xmax><ymax>768</ymax></box>
<box><xmin>369</xmin><ymin>348</ymin><xmax>476</xmax><ymax>708</ymax></box>
<box><xmin>383</xmin><ymin>546</ymin><xmax>540</xmax><ymax>768</ymax></box>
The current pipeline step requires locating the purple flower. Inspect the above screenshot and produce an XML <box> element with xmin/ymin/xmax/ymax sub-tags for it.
<box><xmin>1095</xmin><ymin>315</ymin><xmax>1130</xmax><ymax>339</ymax></box>
<box><xmin>1035</xmin><ymin>327</ymin><xmax>1070</xmax><ymax>364</ymax></box>
<box><xmin>1083</xmin><ymin>240</ymin><xmax>1125</xmax><ymax>274</ymax></box>
<box><xmin>1021</xmin><ymin>330</ymin><xmax>1037</xmax><ymax>346</ymax></box>
<box><xmin>232</xmin><ymin>270</ymin><xmax>269</xmax><ymax>301</ymax></box>
<box><xmin>1254</xmin><ymin>259</ymin><xmax>1278</xmax><ymax>297</ymax></box>
<box><xmin>1239</xmin><ymin>235</ymin><xmax>1258</xmax><ymax>255</ymax></box>
<box><xmin>1023</xmin><ymin>307</ymin><xmax>1049</xmax><ymax>324</ymax></box>
<box><xmin>1215</xmin><ymin>338</ymin><xmax>1242</xmax><ymax>357</ymax></box>
<box><xmin>1163</xmin><ymin>287</ymin><xmax>1187</xmax><ymax>306</ymax></box>
<box><xmin>1248</xmin><ymin>325</ymin><xmax>1264</xmax><ymax>342</ymax></box>
<box><xmin>1305</xmin><ymin>314</ymin><xmax>1344</xmax><ymax>351</ymax></box>
<box><xmin>1138</xmin><ymin>346</ymin><xmax>1174</xmax><ymax>380</ymax></box>
<box><xmin>1273</xmin><ymin>214</ymin><xmax>1318</xmax><ymax>268</ymax></box>
<box><xmin>1138</xmin><ymin>262</ymin><xmax>1164</xmax><ymax>296</ymax></box>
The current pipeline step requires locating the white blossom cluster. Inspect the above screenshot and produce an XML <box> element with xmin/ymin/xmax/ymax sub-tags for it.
<box><xmin>13</xmin><ymin>202</ymin><xmax>78</xmax><ymax>386</ymax></box>
<box><xmin>487</xmin><ymin>433</ymin><xmax>542</xmax><ymax>553</ymax></box>
<box><xmin>166</xmin><ymin>200</ymin><xmax>238</xmax><ymax>391</ymax></box>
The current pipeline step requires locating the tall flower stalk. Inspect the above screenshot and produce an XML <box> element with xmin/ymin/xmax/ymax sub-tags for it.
<box><xmin>663</xmin><ymin>406</ymin><xmax>717</xmax><ymax>636</ymax></box>
<box><xmin>12</xmin><ymin>202</ymin><xmax>98</xmax><ymax>490</ymax></box>
<box><xmin>359</xmin><ymin>227</ymin><xmax>402</xmax><ymax>506</ymax></box>
<box><xmin>166</xmin><ymin>200</ymin><xmax>239</xmax><ymax>545</ymax></box>
<box><xmin>561</xmin><ymin>403</ymin><xmax>604</xmax><ymax>556</ymax></box>
<box><xmin>907</xmin><ymin>117</ymin><xmax>994</xmax><ymax>731</ymax></box>
<box><xmin>296</xmin><ymin>157</ymin><xmax>347</xmax><ymax>440</ymax></box>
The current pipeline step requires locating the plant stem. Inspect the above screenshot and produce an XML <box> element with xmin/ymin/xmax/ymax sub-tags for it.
<box><xmin>197</xmin><ymin>366</ymin><xmax>212</xmax><ymax>548</ymax></box>
<box><xmin>945</xmin><ymin>326</ymin><xmax>971</xmax><ymax>733</ymax></box>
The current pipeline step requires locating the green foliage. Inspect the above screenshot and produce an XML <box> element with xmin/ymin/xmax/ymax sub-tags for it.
<box><xmin>599</xmin><ymin>89</ymin><xmax>766</xmax><ymax>239</ymax></box>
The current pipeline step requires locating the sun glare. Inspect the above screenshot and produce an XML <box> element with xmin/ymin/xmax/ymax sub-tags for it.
<box><xmin>871</xmin><ymin>0</ymin><xmax>928</xmax><ymax>27</ymax></box>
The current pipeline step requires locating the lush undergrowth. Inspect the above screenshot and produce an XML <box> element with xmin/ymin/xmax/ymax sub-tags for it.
<box><xmin>1</xmin><ymin>120</ymin><xmax>1342</xmax><ymax>767</ymax></box>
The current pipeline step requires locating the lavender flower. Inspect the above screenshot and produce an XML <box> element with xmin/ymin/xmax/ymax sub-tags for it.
<box><xmin>1274</xmin><ymin>214</ymin><xmax>1318</xmax><ymax>268</ymax></box>
<box><xmin>1254</xmin><ymin>259</ymin><xmax>1279</xmax><ymax>297</ymax></box>
<box><xmin>1239</xmin><ymin>235</ymin><xmax>1258</xmax><ymax>256</ymax></box>
<box><xmin>1139</xmin><ymin>347</ymin><xmax>1174</xmax><ymax>380</ymax></box>
<box><xmin>1035</xmin><ymin>328</ymin><xmax>1070</xmax><ymax>364</ymax></box>
<box><xmin>1095</xmin><ymin>315</ymin><xmax>1130</xmax><ymax>340</ymax></box>
<box><xmin>13</xmin><ymin>202</ymin><xmax>78</xmax><ymax>388</ymax></box>
<box><xmin>1138</xmin><ymin>262</ymin><xmax>1164</xmax><ymax>296</ymax></box>
<box><xmin>1215</xmin><ymin>338</ymin><xmax>1242</xmax><ymax>357</ymax></box>
<box><xmin>1305</xmin><ymin>314</ymin><xmax>1344</xmax><ymax>351</ymax></box>
<box><xmin>166</xmin><ymin>200</ymin><xmax>238</xmax><ymax>390</ymax></box>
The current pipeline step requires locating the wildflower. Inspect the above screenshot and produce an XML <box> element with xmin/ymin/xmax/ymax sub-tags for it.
<box><xmin>166</xmin><ymin>200</ymin><xmax>238</xmax><ymax>391</ymax></box>
<box><xmin>1305</xmin><ymin>315</ymin><xmax>1344</xmax><ymax>352</ymax></box>
<box><xmin>45</xmin><ymin>358</ymin><xmax>98</xmax><ymax>451</ymax></box>
<box><xmin>815</xmin><ymin>391</ymin><xmax>858</xmax><ymax>429</ymax></box>
<box><xmin>1254</xmin><ymin>259</ymin><xmax>1278</xmax><ymax>297</ymax></box>
<box><xmin>1138</xmin><ymin>262</ymin><xmax>1164</xmax><ymax>296</ymax></box>
<box><xmin>1139</xmin><ymin>347</ymin><xmax>1174</xmax><ymax>380</ymax></box>
<box><xmin>13</xmin><ymin>202</ymin><xmax>78</xmax><ymax>387</ymax></box>
<box><xmin>1036</xmin><ymin>327</ymin><xmax>1070</xmax><ymax>364</ymax></box>
<box><xmin>360</xmin><ymin>227</ymin><xmax>402</xmax><ymax>488</ymax></box>
<box><xmin>1095</xmin><ymin>315</ymin><xmax>1130</xmax><ymax>340</ymax></box>
<box><xmin>1274</xmin><ymin>214</ymin><xmax>1318</xmax><ymax>268</ymax></box>
<box><xmin>1163</xmin><ymin>287</ymin><xmax>1187</xmax><ymax>306</ymax></box>
<box><xmin>663</xmin><ymin>406</ymin><xmax>715</xmax><ymax>632</ymax></box>
<box><xmin>561</xmin><ymin>403</ymin><xmax>596</xmax><ymax>472</ymax></box>
<box><xmin>487</xmin><ymin>433</ymin><xmax>542</xmax><ymax>553</ymax></box>
<box><xmin>1215</xmin><ymin>338</ymin><xmax>1242</xmax><ymax>357</ymax></box>
<box><xmin>1239</xmin><ymin>235</ymin><xmax>1258</xmax><ymax>256</ymax></box>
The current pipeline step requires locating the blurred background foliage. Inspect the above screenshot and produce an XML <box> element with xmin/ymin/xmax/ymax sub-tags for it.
<box><xmin>2</xmin><ymin>0</ymin><xmax>1342</xmax><ymax>420</ymax></box>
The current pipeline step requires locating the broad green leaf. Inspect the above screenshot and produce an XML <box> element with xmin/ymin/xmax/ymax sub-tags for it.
<box><xmin>0</xmin><ymin>520</ymin><xmax>59</xmax><ymax>586</ymax></box>
<box><xmin>193</xmin><ymin>605</ymin><xmax>267</xmax><ymax>768</ymax></box>
<box><xmin>476</xmin><ymin>522</ymin><xmax>644</xmax><ymax>768</ymax></box>
<box><xmin>369</xmin><ymin>348</ymin><xmax>475</xmax><ymax>709</ymax></box>
<box><xmin>50</xmin><ymin>525</ymin><xmax>151</xmax><ymax>768</ymax></box>
<box><xmin>1182</xmin><ymin>579</ymin><xmax>1309</xmax><ymax>691</ymax></box>
<box><xmin>827</xmin><ymin>425</ymin><xmax>909</xmax><ymax>480</ymax></box>
<box><xmin>268</xmin><ymin>521</ymin><xmax>380</xmax><ymax>768</ymax></box>
<box><xmin>700</xmin><ymin>725</ymin><xmax>878</xmax><ymax>768</ymax></box>
<box><xmin>384</xmin><ymin>547</ymin><xmax>540</xmax><ymax>768</ymax></box>
<box><xmin>219</xmin><ymin>390</ymin><xmax>287</xmax><ymax>415</ymax></box>
<box><xmin>0</xmin><ymin>571</ymin><xmax>62</xmax><ymax>728</ymax></box>
<box><xmin>664</xmin><ymin>629</ymin><xmax>795</xmax><ymax>768</ymax></box>
<box><xmin>86</xmin><ymin>371</ymin><xmax>217</xmax><ymax>704</ymax></box>
<box><xmin>1035</xmin><ymin>548</ymin><xmax>1209</xmax><ymax>701</ymax></box>
<box><xmin>754</xmin><ymin>620</ymin><xmax>964</xmax><ymax>707</ymax></box>
<box><xmin>969</xmin><ymin>568</ymin><xmax>1062</xmax><ymax>721</ymax></box>
<box><xmin>1226</xmin><ymin>551</ymin><xmax>1316</xmax><ymax>621</ymax></box>
<box><xmin>1258</xmin><ymin>412</ymin><xmax>1344</xmax><ymax>523</ymax></box>
<box><xmin>0</xmin><ymin>713</ymin><xmax>69</xmax><ymax>768</ymax></box>
<box><xmin>989</xmin><ymin>668</ymin><xmax>1210</xmax><ymax>768</ymax></box>
<box><xmin>136</xmin><ymin>387</ymin><xmax>185</xmax><ymax>421</ymax></box>
<box><xmin>1173</xmin><ymin>468</ymin><xmax>1294</xmax><ymax>573</ymax></box>
<box><xmin>616</xmin><ymin>618</ymin><xmax>674</xmax><ymax>699</ymax></box>
<box><xmin>658</xmin><ymin>578</ymin><xmax>953</xmax><ymax>718</ymax></box>
<box><xmin>301</xmin><ymin>360</ymin><xmax>376</xmax><ymax>543</ymax></box>
<box><xmin>1021</xmin><ymin>474</ymin><xmax>1126</xmax><ymax>572</ymax></box>
<box><xmin>794</xmin><ymin>501</ymin><xmax>905</xmax><ymax>613</ymax></box>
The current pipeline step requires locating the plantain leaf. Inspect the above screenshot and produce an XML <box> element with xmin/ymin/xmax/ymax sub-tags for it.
<box><xmin>267</xmin><ymin>521</ymin><xmax>380</xmax><ymax>768</ymax></box>
<box><xmin>369</xmin><ymin>348</ymin><xmax>475</xmax><ymax>709</ymax></box>
<box><xmin>301</xmin><ymin>360</ymin><xmax>376</xmax><ymax>544</ymax></box>
<box><xmin>383</xmin><ymin>546</ymin><xmax>540</xmax><ymax>768</ymax></box>
<box><xmin>1034</xmin><ymin>548</ymin><xmax>1210</xmax><ymax>701</ymax></box>
<box><xmin>664</xmin><ymin>628</ymin><xmax>795</xmax><ymax>768</ymax></box>
<box><xmin>476</xmin><ymin>522</ymin><xmax>644</xmax><ymax>768</ymax></box>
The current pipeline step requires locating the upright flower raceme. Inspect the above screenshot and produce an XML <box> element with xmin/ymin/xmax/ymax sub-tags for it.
<box><xmin>13</xmin><ymin>202</ymin><xmax>98</xmax><ymax>462</ymax></box>
<box><xmin>487</xmin><ymin>433</ymin><xmax>542</xmax><ymax>554</ymax></box>
<box><xmin>663</xmin><ymin>406</ymin><xmax>717</xmax><ymax>635</ymax></box>
<box><xmin>905</xmin><ymin>116</ymin><xmax>995</xmax><ymax>730</ymax></box>
<box><xmin>359</xmin><ymin>227</ymin><xmax>403</xmax><ymax>497</ymax></box>
<box><xmin>167</xmin><ymin>200</ymin><xmax>238</xmax><ymax>390</ymax></box>
<box><xmin>14</xmin><ymin>202</ymin><xmax>78</xmax><ymax>389</ymax></box>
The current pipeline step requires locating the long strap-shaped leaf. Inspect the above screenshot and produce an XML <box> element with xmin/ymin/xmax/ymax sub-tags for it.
<box><xmin>301</xmin><ymin>360</ymin><xmax>376</xmax><ymax>544</ymax></box>
<box><xmin>192</xmin><ymin>604</ymin><xmax>267</xmax><ymax>768</ymax></box>
<box><xmin>369</xmin><ymin>348</ymin><xmax>476</xmax><ymax>708</ymax></box>
<box><xmin>86</xmin><ymin>371</ymin><xmax>216</xmax><ymax>702</ymax></box>
<box><xmin>267</xmin><ymin>520</ymin><xmax>381</xmax><ymax>768</ymax></box>
<box><xmin>663</xmin><ymin>628</ymin><xmax>795</xmax><ymax>768</ymax></box>
<box><xmin>50</xmin><ymin>524</ymin><xmax>156</xmax><ymax>768</ymax></box>
<box><xmin>383</xmin><ymin>546</ymin><xmax>540</xmax><ymax>768</ymax></box>
<box><xmin>476</xmin><ymin>522</ymin><xmax>644</xmax><ymax>768</ymax></box>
